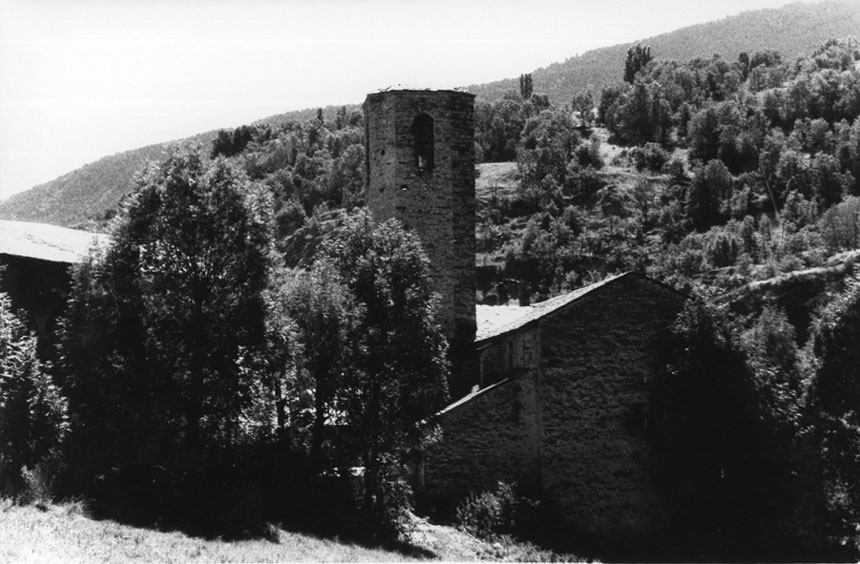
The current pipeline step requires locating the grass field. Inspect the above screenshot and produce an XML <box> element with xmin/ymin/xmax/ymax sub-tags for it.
<box><xmin>0</xmin><ymin>500</ymin><xmax>578</xmax><ymax>562</ymax></box>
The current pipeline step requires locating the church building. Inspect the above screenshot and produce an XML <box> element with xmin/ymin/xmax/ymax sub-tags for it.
<box><xmin>362</xmin><ymin>88</ymin><xmax>688</xmax><ymax>543</ymax></box>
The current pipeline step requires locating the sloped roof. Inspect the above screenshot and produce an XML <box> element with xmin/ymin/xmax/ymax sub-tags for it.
<box><xmin>475</xmin><ymin>304</ymin><xmax>529</xmax><ymax>341</ymax></box>
<box><xmin>436</xmin><ymin>377</ymin><xmax>513</xmax><ymax>417</ymax></box>
<box><xmin>371</xmin><ymin>85</ymin><xmax>474</xmax><ymax>95</ymax></box>
<box><xmin>0</xmin><ymin>220</ymin><xmax>109</xmax><ymax>264</ymax></box>
<box><xmin>475</xmin><ymin>272</ymin><xmax>629</xmax><ymax>343</ymax></box>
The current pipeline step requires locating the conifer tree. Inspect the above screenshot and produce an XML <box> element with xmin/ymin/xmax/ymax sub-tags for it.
<box><xmin>624</xmin><ymin>43</ymin><xmax>653</xmax><ymax>83</ymax></box>
<box><xmin>519</xmin><ymin>73</ymin><xmax>534</xmax><ymax>100</ymax></box>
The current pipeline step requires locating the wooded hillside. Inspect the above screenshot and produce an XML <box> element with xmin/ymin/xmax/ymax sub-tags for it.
<box><xmin>468</xmin><ymin>1</ymin><xmax>860</xmax><ymax>103</ymax></box>
<box><xmin>2</xmin><ymin>1</ymin><xmax>858</xmax><ymax>227</ymax></box>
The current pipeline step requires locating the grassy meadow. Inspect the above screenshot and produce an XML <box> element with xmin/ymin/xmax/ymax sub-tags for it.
<box><xmin>0</xmin><ymin>500</ymin><xmax>579</xmax><ymax>563</ymax></box>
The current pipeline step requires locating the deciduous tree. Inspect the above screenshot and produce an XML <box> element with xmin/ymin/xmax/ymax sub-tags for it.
<box><xmin>61</xmin><ymin>146</ymin><xmax>274</xmax><ymax>469</ymax></box>
<box><xmin>314</xmin><ymin>209</ymin><xmax>449</xmax><ymax>534</ymax></box>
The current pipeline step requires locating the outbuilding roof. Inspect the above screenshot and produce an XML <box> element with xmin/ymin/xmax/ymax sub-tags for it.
<box><xmin>0</xmin><ymin>220</ymin><xmax>109</xmax><ymax>264</ymax></box>
<box><xmin>436</xmin><ymin>377</ymin><xmax>513</xmax><ymax>417</ymax></box>
<box><xmin>475</xmin><ymin>272</ymin><xmax>629</xmax><ymax>343</ymax></box>
<box><xmin>371</xmin><ymin>85</ymin><xmax>474</xmax><ymax>95</ymax></box>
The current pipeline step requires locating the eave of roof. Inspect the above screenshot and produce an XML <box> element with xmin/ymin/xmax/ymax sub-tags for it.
<box><xmin>475</xmin><ymin>272</ymin><xmax>631</xmax><ymax>343</ymax></box>
<box><xmin>0</xmin><ymin>220</ymin><xmax>110</xmax><ymax>264</ymax></box>
<box><xmin>435</xmin><ymin>377</ymin><xmax>513</xmax><ymax>417</ymax></box>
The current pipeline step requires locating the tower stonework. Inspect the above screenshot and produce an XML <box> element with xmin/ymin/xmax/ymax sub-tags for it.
<box><xmin>363</xmin><ymin>89</ymin><xmax>476</xmax><ymax>394</ymax></box>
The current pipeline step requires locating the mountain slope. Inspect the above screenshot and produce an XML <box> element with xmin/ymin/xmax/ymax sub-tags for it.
<box><xmin>2</xmin><ymin>1</ymin><xmax>858</xmax><ymax>227</ymax></box>
<box><xmin>468</xmin><ymin>1</ymin><xmax>860</xmax><ymax>102</ymax></box>
<box><xmin>0</xmin><ymin>136</ymin><xmax>209</xmax><ymax>228</ymax></box>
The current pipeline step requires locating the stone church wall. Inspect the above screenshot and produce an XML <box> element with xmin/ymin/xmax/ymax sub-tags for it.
<box><xmin>537</xmin><ymin>275</ymin><xmax>684</xmax><ymax>542</ymax></box>
<box><xmin>421</xmin><ymin>327</ymin><xmax>542</xmax><ymax>507</ymax></box>
<box><xmin>478</xmin><ymin>323</ymin><xmax>541</xmax><ymax>387</ymax></box>
<box><xmin>421</xmin><ymin>275</ymin><xmax>685</xmax><ymax>534</ymax></box>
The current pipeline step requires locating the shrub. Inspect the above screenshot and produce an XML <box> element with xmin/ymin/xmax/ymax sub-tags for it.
<box><xmin>631</xmin><ymin>142</ymin><xmax>670</xmax><ymax>173</ymax></box>
<box><xmin>564</xmin><ymin>166</ymin><xmax>605</xmax><ymax>200</ymax></box>
<box><xmin>574</xmin><ymin>139</ymin><xmax>604</xmax><ymax>170</ymax></box>
<box><xmin>18</xmin><ymin>464</ymin><xmax>54</xmax><ymax>506</ymax></box>
<box><xmin>456</xmin><ymin>481</ymin><xmax>519</xmax><ymax>539</ymax></box>
<box><xmin>673</xmin><ymin>247</ymin><xmax>707</xmax><ymax>277</ymax></box>
<box><xmin>666</xmin><ymin>158</ymin><xmax>689</xmax><ymax>185</ymax></box>
<box><xmin>375</xmin><ymin>465</ymin><xmax>415</xmax><ymax>539</ymax></box>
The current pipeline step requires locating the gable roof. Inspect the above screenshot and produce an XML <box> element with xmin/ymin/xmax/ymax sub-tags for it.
<box><xmin>0</xmin><ymin>220</ymin><xmax>109</xmax><ymax>264</ymax></box>
<box><xmin>475</xmin><ymin>272</ymin><xmax>634</xmax><ymax>343</ymax></box>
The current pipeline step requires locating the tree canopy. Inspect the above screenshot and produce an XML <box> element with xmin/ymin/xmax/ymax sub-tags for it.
<box><xmin>60</xmin><ymin>147</ymin><xmax>274</xmax><ymax>470</ymax></box>
<box><xmin>267</xmin><ymin>210</ymin><xmax>449</xmax><ymax>534</ymax></box>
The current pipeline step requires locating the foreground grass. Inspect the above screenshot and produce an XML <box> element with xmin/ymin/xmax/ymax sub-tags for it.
<box><xmin>0</xmin><ymin>500</ymin><xmax>580</xmax><ymax>562</ymax></box>
<box><xmin>1</xmin><ymin>501</ymin><xmax>425</xmax><ymax>563</ymax></box>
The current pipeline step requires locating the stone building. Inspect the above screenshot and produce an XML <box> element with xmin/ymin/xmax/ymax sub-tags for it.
<box><xmin>419</xmin><ymin>272</ymin><xmax>686</xmax><ymax>543</ymax></box>
<box><xmin>0</xmin><ymin>220</ymin><xmax>108</xmax><ymax>353</ymax></box>
<box><xmin>360</xmin><ymin>91</ymin><xmax>691</xmax><ymax>543</ymax></box>
<box><xmin>363</xmin><ymin>88</ymin><xmax>476</xmax><ymax>394</ymax></box>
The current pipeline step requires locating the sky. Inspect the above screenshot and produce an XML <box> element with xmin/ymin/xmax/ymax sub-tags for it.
<box><xmin>0</xmin><ymin>0</ymin><xmax>819</xmax><ymax>201</ymax></box>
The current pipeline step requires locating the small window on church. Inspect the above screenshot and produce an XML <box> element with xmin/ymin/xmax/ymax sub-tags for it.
<box><xmin>412</xmin><ymin>113</ymin><xmax>434</xmax><ymax>173</ymax></box>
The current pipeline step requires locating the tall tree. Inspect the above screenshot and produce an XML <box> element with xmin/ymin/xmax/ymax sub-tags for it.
<box><xmin>519</xmin><ymin>73</ymin><xmax>534</xmax><ymax>100</ymax></box>
<box><xmin>315</xmin><ymin>209</ymin><xmax>449</xmax><ymax>534</ymax></box>
<box><xmin>688</xmin><ymin>105</ymin><xmax>722</xmax><ymax>163</ymax></box>
<box><xmin>688</xmin><ymin>160</ymin><xmax>732</xmax><ymax>231</ymax></box>
<box><xmin>517</xmin><ymin>107</ymin><xmax>580</xmax><ymax>187</ymax></box>
<box><xmin>61</xmin><ymin>146</ymin><xmax>273</xmax><ymax>468</ymax></box>
<box><xmin>270</xmin><ymin>265</ymin><xmax>359</xmax><ymax>471</ymax></box>
<box><xmin>572</xmin><ymin>90</ymin><xmax>594</xmax><ymax>127</ymax></box>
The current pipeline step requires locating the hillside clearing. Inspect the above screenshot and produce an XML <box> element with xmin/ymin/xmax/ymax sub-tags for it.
<box><xmin>476</xmin><ymin>162</ymin><xmax>520</xmax><ymax>202</ymax></box>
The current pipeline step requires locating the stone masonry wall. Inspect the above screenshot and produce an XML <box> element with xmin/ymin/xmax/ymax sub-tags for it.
<box><xmin>421</xmin><ymin>377</ymin><xmax>541</xmax><ymax>508</ymax></box>
<box><xmin>479</xmin><ymin>325</ymin><xmax>541</xmax><ymax>387</ymax></box>
<box><xmin>422</xmin><ymin>327</ymin><xmax>542</xmax><ymax>506</ymax></box>
<box><xmin>363</xmin><ymin>90</ymin><xmax>476</xmax><ymax>393</ymax></box>
<box><xmin>537</xmin><ymin>275</ymin><xmax>684</xmax><ymax>542</ymax></box>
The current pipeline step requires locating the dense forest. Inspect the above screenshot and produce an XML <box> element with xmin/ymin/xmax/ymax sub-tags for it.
<box><xmin>2</xmin><ymin>34</ymin><xmax>860</xmax><ymax>560</ymax></box>
<box><xmin>477</xmin><ymin>40</ymin><xmax>860</xmax><ymax>296</ymax></box>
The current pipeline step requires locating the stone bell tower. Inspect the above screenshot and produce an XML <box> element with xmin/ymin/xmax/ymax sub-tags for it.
<box><xmin>363</xmin><ymin>88</ymin><xmax>476</xmax><ymax>395</ymax></box>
